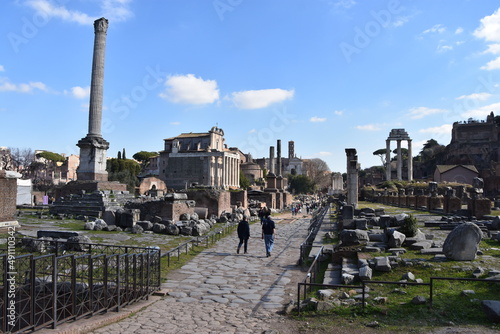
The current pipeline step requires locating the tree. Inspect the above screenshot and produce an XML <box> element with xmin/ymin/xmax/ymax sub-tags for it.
<box><xmin>8</xmin><ymin>147</ymin><xmax>35</xmax><ymax>176</ymax></box>
<box><xmin>117</xmin><ymin>151</ymin><xmax>122</xmax><ymax>159</ymax></box>
<box><xmin>133</xmin><ymin>151</ymin><xmax>158</xmax><ymax>163</ymax></box>
<box><xmin>106</xmin><ymin>158</ymin><xmax>141</xmax><ymax>192</ymax></box>
<box><xmin>122</xmin><ymin>148</ymin><xmax>126</xmax><ymax>160</ymax></box>
<box><xmin>414</xmin><ymin>139</ymin><xmax>446</xmax><ymax>178</ymax></box>
<box><xmin>303</xmin><ymin>158</ymin><xmax>331</xmax><ymax>191</ymax></box>
<box><xmin>287</xmin><ymin>174</ymin><xmax>315</xmax><ymax>194</ymax></box>
<box><xmin>239</xmin><ymin>173</ymin><xmax>250</xmax><ymax>190</ymax></box>
<box><xmin>373</xmin><ymin>148</ymin><xmax>387</xmax><ymax>166</ymax></box>
<box><xmin>36</xmin><ymin>151</ymin><xmax>65</xmax><ymax>162</ymax></box>
<box><xmin>392</xmin><ymin>147</ymin><xmax>408</xmax><ymax>160</ymax></box>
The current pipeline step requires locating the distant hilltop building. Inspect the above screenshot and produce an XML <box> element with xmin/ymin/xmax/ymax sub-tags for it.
<box><xmin>446</xmin><ymin>112</ymin><xmax>500</xmax><ymax>168</ymax></box>
<box><xmin>444</xmin><ymin>111</ymin><xmax>500</xmax><ymax>195</ymax></box>
<box><xmin>159</xmin><ymin>127</ymin><xmax>240</xmax><ymax>190</ymax></box>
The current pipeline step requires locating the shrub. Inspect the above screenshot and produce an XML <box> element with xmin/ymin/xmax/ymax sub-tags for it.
<box><xmin>399</xmin><ymin>214</ymin><xmax>418</xmax><ymax>237</ymax></box>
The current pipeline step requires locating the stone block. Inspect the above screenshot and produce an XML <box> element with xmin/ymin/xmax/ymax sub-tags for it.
<box><xmin>37</xmin><ymin>230</ymin><xmax>80</xmax><ymax>238</ymax></box>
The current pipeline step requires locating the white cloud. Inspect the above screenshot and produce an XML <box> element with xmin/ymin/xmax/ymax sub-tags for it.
<box><xmin>0</xmin><ymin>65</ymin><xmax>4</xmax><ymax>72</ymax></box>
<box><xmin>460</xmin><ymin>102</ymin><xmax>500</xmax><ymax>119</ymax></box>
<box><xmin>419</xmin><ymin>124</ymin><xmax>452</xmax><ymax>135</ymax></box>
<box><xmin>25</xmin><ymin>0</ymin><xmax>133</xmax><ymax>25</ymax></box>
<box><xmin>474</xmin><ymin>8</ymin><xmax>500</xmax><ymax>43</ymax></box>
<box><xmin>160</xmin><ymin>74</ymin><xmax>219</xmax><ymax>105</ymax></box>
<box><xmin>101</xmin><ymin>0</ymin><xmax>134</xmax><ymax>22</ymax></box>
<box><xmin>310</xmin><ymin>116</ymin><xmax>327</xmax><ymax>123</ymax></box>
<box><xmin>248</xmin><ymin>129</ymin><xmax>257</xmax><ymax>134</ymax></box>
<box><xmin>355</xmin><ymin>124</ymin><xmax>381</xmax><ymax>131</ymax></box>
<box><xmin>456</xmin><ymin>92</ymin><xmax>492</xmax><ymax>101</ymax></box>
<box><xmin>26</xmin><ymin>0</ymin><xmax>94</xmax><ymax>25</ymax></box>
<box><xmin>455</xmin><ymin>27</ymin><xmax>464</xmax><ymax>35</ymax></box>
<box><xmin>483</xmin><ymin>43</ymin><xmax>500</xmax><ymax>55</ymax></box>
<box><xmin>71</xmin><ymin>86</ymin><xmax>90</xmax><ymax>99</ymax></box>
<box><xmin>407</xmin><ymin>107</ymin><xmax>447</xmax><ymax>119</ymax></box>
<box><xmin>333</xmin><ymin>0</ymin><xmax>356</xmax><ymax>10</ymax></box>
<box><xmin>170</xmin><ymin>121</ymin><xmax>180</xmax><ymax>125</ymax></box>
<box><xmin>0</xmin><ymin>78</ymin><xmax>47</xmax><ymax>93</ymax></box>
<box><xmin>422</xmin><ymin>24</ymin><xmax>446</xmax><ymax>34</ymax></box>
<box><xmin>480</xmin><ymin>56</ymin><xmax>500</xmax><ymax>70</ymax></box>
<box><xmin>231</xmin><ymin>88</ymin><xmax>294</xmax><ymax>110</ymax></box>
<box><xmin>333</xmin><ymin>110</ymin><xmax>343</xmax><ymax>116</ymax></box>
<box><xmin>437</xmin><ymin>41</ymin><xmax>453</xmax><ymax>53</ymax></box>
<box><xmin>393</xmin><ymin>16</ymin><xmax>410</xmax><ymax>28</ymax></box>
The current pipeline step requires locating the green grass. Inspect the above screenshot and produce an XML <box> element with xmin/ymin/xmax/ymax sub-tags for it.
<box><xmin>295</xmin><ymin>201</ymin><xmax>500</xmax><ymax>332</ymax></box>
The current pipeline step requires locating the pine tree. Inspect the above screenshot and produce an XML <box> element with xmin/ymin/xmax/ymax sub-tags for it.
<box><xmin>117</xmin><ymin>151</ymin><xmax>122</xmax><ymax>159</ymax></box>
<box><xmin>122</xmin><ymin>148</ymin><xmax>126</xmax><ymax>160</ymax></box>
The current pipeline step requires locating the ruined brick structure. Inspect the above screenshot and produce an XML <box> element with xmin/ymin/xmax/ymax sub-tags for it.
<box><xmin>445</xmin><ymin>112</ymin><xmax>500</xmax><ymax>195</ymax></box>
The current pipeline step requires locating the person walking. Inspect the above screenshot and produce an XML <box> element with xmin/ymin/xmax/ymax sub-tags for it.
<box><xmin>261</xmin><ymin>214</ymin><xmax>276</xmax><ymax>257</ymax></box>
<box><xmin>258</xmin><ymin>207</ymin><xmax>265</xmax><ymax>224</ymax></box>
<box><xmin>237</xmin><ymin>215</ymin><xmax>250</xmax><ymax>254</ymax></box>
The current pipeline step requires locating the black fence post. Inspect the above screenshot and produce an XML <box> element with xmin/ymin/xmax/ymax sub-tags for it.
<box><xmin>51</xmin><ymin>255</ymin><xmax>57</xmax><ymax>329</ymax></box>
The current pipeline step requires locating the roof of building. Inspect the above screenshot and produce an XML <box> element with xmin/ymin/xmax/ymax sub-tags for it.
<box><xmin>435</xmin><ymin>165</ymin><xmax>479</xmax><ymax>174</ymax></box>
<box><xmin>164</xmin><ymin>132</ymin><xmax>210</xmax><ymax>140</ymax></box>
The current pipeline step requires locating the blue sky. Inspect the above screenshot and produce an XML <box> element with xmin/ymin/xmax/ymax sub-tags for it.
<box><xmin>2</xmin><ymin>0</ymin><xmax>500</xmax><ymax>173</ymax></box>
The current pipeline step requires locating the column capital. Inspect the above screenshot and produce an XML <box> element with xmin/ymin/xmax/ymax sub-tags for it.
<box><xmin>94</xmin><ymin>17</ymin><xmax>109</xmax><ymax>33</ymax></box>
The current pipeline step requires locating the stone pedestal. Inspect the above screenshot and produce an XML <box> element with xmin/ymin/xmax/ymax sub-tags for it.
<box><xmin>0</xmin><ymin>170</ymin><xmax>21</xmax><ymax>227</ymax></box>
<box><xmin>444</xmin><ymin>197</ymin><xmax>462</xmax><ymax>214</ymax></box>
<box><xmin>407</xmin><ymin>195</ymin><xmax>416</xmax><ymax>208</ymax></box>
<box><xmin>76</xmin><ymin>136</ymin><xmax>109</xmax><ymax>181</ymax></box>
<box><xmin>467</xmin><ymin>198</ymin><xmax>491</xmax><ymax>219</ymax></box>
<box><xmin>276</xmin><ymin>176</ymin><xmax>284</xmax><ymax>190</ymax></box>
<box><xmin>416</xmin><ymin>195</ymin><xmax>427</xmax><ymax>209</ymax></box>
<box><xmin>266</xmin><ymin>174</ymin><xmax>277</xmax><ymax>190</ymax></box>
<box><xmin>428</xmin><ymin>196</ymin><xmax>443</xmax><ymax>211</ymax></box>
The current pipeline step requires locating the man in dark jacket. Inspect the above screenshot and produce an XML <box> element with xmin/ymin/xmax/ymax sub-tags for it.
<box><xmin>237</xmin><ymin>215</ymin><xmax>250</xmax><ymax>254</ymax></box>
<box><xmin>261</xmin><ymin>214</ymin><xmax>276</xmax><ymax>257</ymax></box>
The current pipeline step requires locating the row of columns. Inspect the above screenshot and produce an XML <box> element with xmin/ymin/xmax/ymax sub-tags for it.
<box><xmin>210</xmin><ymin>154</ymin><xmax>239</xmax><ymax>189</ymax></box>
<box><xmin>385</xmin><ymin>135</ymin><xmax>413</xmax><ymax>181</ymax></box>
<box><xmin>223</xmin><ymin>155</ymin><xmax>239</xmax><ymax>188</ymax></box>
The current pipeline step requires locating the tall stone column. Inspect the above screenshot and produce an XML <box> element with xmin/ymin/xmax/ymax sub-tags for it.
<box><xmin>276</xmin><ymin>139</ymin><xmax>282</xmax><ymax>176</ymax></box>
<box><xmin>215</xmin><ymin>156</ymin><xmax>220</xmax><ymax>188</ymax></box>
<box><xmin>76</xmin><ymin>17</ymin><xmax>110</xmax><ymax>182</ymax></box>
<box><xmin>223</xmin><ymin>156</ymin><xmax>227</xmax><ymax>188</ymax></box>
<box><xmin>345</xmin><ymin>149</ymin><xmax>359</xmax><ymax>208</ymax></box>
<box><xmin>396</xmin><ymin>139</ymin><xmax>402</xmax><ymax>181</ymax></box>
<box><xmin>385</xmin><ymin>139</ymin><xmax>391</xmax><ymax>181</ymax></box>
<box><xmin>231</xmin><ymin>157</ymin><xmax>235</xmax><ymax>187</ymax></box>
<box><xmin>269</xmin><ymin>146</ymin><xmax>275</xmax><ymax>175</ymax></box>
<box><xmin>407</xmin><ymin>139</ymin><xmax>413</xmax><ymax>181</ymax></box>
<box><xmin>88</xmin><ymin>18</ymin><xmax>107</xmax><ymax>137</ymax></box>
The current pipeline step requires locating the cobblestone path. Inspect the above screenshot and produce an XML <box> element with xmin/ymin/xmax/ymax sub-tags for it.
<box><xmin>89</xmin><ymin>214</ymin><xmax>310</xmax><ymax>334</ymax></box>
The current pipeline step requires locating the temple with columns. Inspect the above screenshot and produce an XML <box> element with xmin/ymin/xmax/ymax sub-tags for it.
<box><xmin>159</xmin><ymin>127</ymin><xmax>241</xmax><ymax>190</ymax></box>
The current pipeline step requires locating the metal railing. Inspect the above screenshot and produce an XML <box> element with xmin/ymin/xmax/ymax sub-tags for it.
<box><xmin>299</xmin><ymin>206</ymin><xmax>328</xmax><ymax>265</ymax></box>
<box><xmin>162</xmin><ymin>220</ymin><xmax>240</xmax><ymax>267</ymax></box>
<box><xmin>297</xmin><ymin>273</ymin><xmax>500</xmax><ymax>314</ymax></box>
<box><xmin>1</xmin><ymin>241</ymin><xmax>161</xmax><ymax>333</ymax></box>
